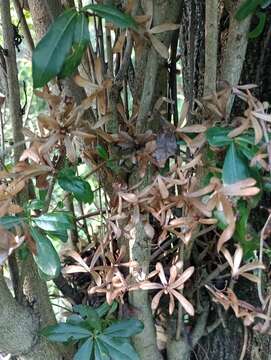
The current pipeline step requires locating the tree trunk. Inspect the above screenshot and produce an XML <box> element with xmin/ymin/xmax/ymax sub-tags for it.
<box><xmin>180</xmin><ymin>2</ymin><xmax>271</xmax><ymax>359</ymax></box>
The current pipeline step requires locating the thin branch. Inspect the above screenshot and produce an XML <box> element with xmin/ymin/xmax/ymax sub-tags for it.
<box><xmin>239</xmin><ymin>324</ymin><xmax>248</xmax><ymax>360</ymax></box>
<box><xmin>13</xmin><ymin>0</ymin><xmax>35</xmax><ymax>51</ymax></box>
<box><xmin>76</xmin><ymin>208</ymin><xmax>107</xmax><ymax>221</ymax></box>
<box><xmin>42</xmin><ymin>176</ymin><xmax>56</xmax><ymax>214</ymax></box>
<box><xmin>258</xmin><ymin>213</ymin><xmax>271</xmax><ymax>306</ymax></box>
<box><xmin>204</xmin><ymin>0</ymin><xmax>218</xmax><ymax>96</ymax></box>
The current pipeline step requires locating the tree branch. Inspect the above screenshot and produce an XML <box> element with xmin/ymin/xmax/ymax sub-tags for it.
<box><xmin>204</xmin><ymin>0</ymin><xmax>219</xmax><ymax>96</ymax></box>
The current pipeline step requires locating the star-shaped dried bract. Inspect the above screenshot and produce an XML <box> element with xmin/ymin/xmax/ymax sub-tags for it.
<box><xmin>140</xmin><ymin>262</ymin><xmax>194</xmax><ymax>315</ymax></box>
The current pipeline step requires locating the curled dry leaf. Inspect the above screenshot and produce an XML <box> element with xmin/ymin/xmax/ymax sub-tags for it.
<box><xmin>149</xmin><ymin>34</ymin><xmax>169</xmax><ymax>59</ymax></box>
<box><xmin>221</xmin><ymin>245</ymin><xmax>265</xmax><ymax>283</ymax></box>
<box><xmin>149</xmin><ymin>23</ymin><xmax>180</xmax><ymax>34</ymax></box>
<box><xmin>0</xmin><ymin>228</ymin><xmax>24</xmax><ymax>265</ymax></box>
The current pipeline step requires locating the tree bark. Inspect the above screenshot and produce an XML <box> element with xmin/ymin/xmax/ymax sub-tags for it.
<box><xmin>0</xmin><ymin>273</ymin><xmax>64</xmax><ymax>360</ymax></box>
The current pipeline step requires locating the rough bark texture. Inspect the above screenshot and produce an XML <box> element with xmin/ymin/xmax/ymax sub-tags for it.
<box><xmin>180</xmin><ymin>1</ymin><xmax>271</xmax><ymax>359</ymax></box>
<box><xmin>128</xmin><ymin>1</ymin><xmax>182</xmax><ymax>359</ymax></box>
<box><xmin>0</xmin><ymin>2</ymin><xmax>70</xmax><ymax>359</ymax></box>
<box><xmin>180</xmin><ymin>0</ymin><xmax>205</xmax><ymax>118</ymax></box>
<box><xmin>0</xmin><ymin>273</ymin><xmax>63</xmax><ymax>360</ymax></box>
<box><xmin>0</xmin><ymin>0</ymin><xmax>25</xmax><ymax>162</ymax></box>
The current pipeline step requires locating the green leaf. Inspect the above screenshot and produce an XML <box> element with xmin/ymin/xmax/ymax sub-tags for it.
<box><xmin>235</xmin><ymin>141</ymin><xmax>258</xmax><ymax>161</ymax></box>
<box><xmin>96</xmin><ymin>145</ymin><xmax>108</xmax><ymax>160</ymax></box>
<box><xmin>0</xmin><ymin>215</ymin><xmax>23</xmax><ymax>229</ymax></box>
<box><xmin>74</xmin><ymin>338</ymin><xmax>93</xmax><ymax>360</ymax></box>
<box><xmin>73</xmin><ymin>305</ymin><xmax>101</xmax><ymax>330</ymax></box>
<box><xmin>41</xmin><ymin>322</ymin><xmax>92</xmax><ymax>342</ymax></box>
<box><xmin>28</xmin><ymin>199</ymin><xmax>46</xmax><ymax>210</ymax></box>
<box><xmin>235</xmin><ymin>200</ymin><xmax>250</xmax><ymax>242</ymax></box>
<box><xmin>98</xmin><ymin>335</ymin><xmax>140</xmax><ymax>360</ymax></box>
<box><xmin>34</xmin><ymin>212</ymin><xmax>74</xmax><ymax>232</ymax></box>
<box><xmin>94</xmin><ymin>339</ymin><xmax>110</xmax><ymax>360</ymax></box>
<box><xmin>30</xmin><ymin>227</ymin><xmax>61</xmax><ymax>279</ymax></box>
<box><xmin>83</xmin><ymin>4</ymin><xmax>138</xmax><ymax>30</ymax></box>
<box><xmin>222</xmin><ymin>143</ymin><xmax>250</xmax><ymax>184</ymax></box>
<box><xmin>248</xmin><ymin>11</ymin><xmax>266</xmax><ymax>38</ymax></box>
<box><xmin>96</xmin><ymin>301</ymin><xmax>117</xmax><ymax>318</ymax></box>
<box><xmin>46</xmin><ymin>229</ymin><xmax>69</xmax><ymax>243</ymax></box>
<box><xmin>59</xmin><ymin>12</ymin><xmax>89</xmax><ymax>78</ymax></box>
<box><xmin>206</xmin><ymin>127</ymin><xmax>233</xmax><ymax>147</ymax></box>
<box><xmin>103</xmin><ymin>319</ymin><xmax>143</xmax><ymax>338</ymax></box>
<box><xmin>58</xmin><ymin>170</ymin><xmax>94</xmax><ymax>204</ymax></box>
<box><xmin>235</xmin><ymin>0</ymin><xmax>261</xmax><ymax>21</ymax></box>
<box><xmin>32</xmin><ymin>9</ymin><xmax>78</xmax><ymax>88</ymax></box>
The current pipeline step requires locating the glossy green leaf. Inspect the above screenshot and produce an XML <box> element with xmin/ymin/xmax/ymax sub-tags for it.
<box><xmin>96</xmin><ymin>301</ymin><xmax>117</xmax><ymax>318</ymax></box>
<box><xmin>32</xmin><ymin>9</ymin><xmax>78</xmax><ymax>88</ymax></box>
<box><xmin>28</xmin><ymin>199</ymin><xmax>45</xmax><ymax>210</ymax></box>
<box><xmin>73</xmin><ymin>305</ymin><xmax>101</xmax><ymax>330</ymax></box>
<box><xmin>98</xmin><ymin>335</ymin><xmax>140</xmax><ymax>360</ymax></box>
<box><xmin>94</xmin><ymin>339</ymin><xmax>110</xmax><ymax>360</ymax></box>
<box><xmin>206</xmin><ymin>127</ymin><xmax>233</xmax><ymax>147</ymax></box>
<box><xmin>0</xmin><ymin>215</ymin><xmax>23</xmax><ymax>229</ymax></box>
<box><xmin>235</xmin><ymin>0</ymin><xmax>261</xmax><ymax>21</ymax></box>
<box><xmin>103</xmin><ymin>320</ymin><xmax>144</xmax><ymax>338</ymax></box>
<box><xmin>235</xmin><ymin>138</ymin><xmax>258</xmax><ymax>161</ymax></box>
<box><xmin>59</xmin><ymin>12</ymin><xmax>89</xmax><ymax>78</ymax></box>
<box><xmin>58</xmin><ymin>171</ymin><xmax>94</xmax><ymax>204</ymax></box>
<box><xmin>47</xmin><ymin>229</ymin><xmax>69</xmax><ymax>243</ymax></box>
<box><xmin>222</xmin><ymin>143</ymin><xmax>250</xmax><ymax>184</ymax></box>
<box><xmin>248</xmin><ymin>11</ymin><xmax>266</xmax><ymax>38</ymax></box>
<box><xmin>34</xmin><ymin>212</ymin><xmax>74</xmax><ymax>232</ymax></box>
<box><xmin>83</xmin><ymin>4</ymin><xmax>138</xmax><ymax>30</ymax></box>
<box><xmin>74</xmin><ymin>338</ymin><xmax>93</xmax><ymax>360</ymax></box>
<box><xmin>41</xmin><ymin>322</ymin><xmax>92</xmax><ymax>342</ymax></box>
<box><xmin>30</xmin><ymin>227</ymin><xmax>61</xmax><ymax>278</ymax></box>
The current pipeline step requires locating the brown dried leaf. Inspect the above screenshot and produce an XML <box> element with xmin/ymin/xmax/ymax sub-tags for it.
<box><xmin>64</xmin><ymin>135</ymin><xmax>77</xmax><ymax>164</ymax></box>
<box><xmin>0</xmin><ymin>228</ymin><xmax>24</xmax><ymax>265</ymax></box>
<box><xmin>157</xmin><ymin>176</ymin><xmax>169</xmax><ymax>199</ymax></box>
<box><xmin>149</xmin><ymin>34</ymin><xmax>168</xmax><ymax>59</ymax></box>
<box><xmin>251</xmin><ymin>116</ymin><xmax>263</xmax><ymax>144</ymax></box>
<box><xmin>38</xmin><ymin>114</ymin><xmax>59</xmax><ymax>131</ymax></box>
<box><xmin>149</xmin><ymin>23</ymin><xmax>180</xmax><ymax>34</ymax></box>
<box><xmin>176</xmin><ymin>125</ymin><xmax>207</xmax><ymax>133</ymax></box>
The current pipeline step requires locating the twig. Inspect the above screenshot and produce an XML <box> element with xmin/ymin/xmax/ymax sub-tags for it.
<box><xmin>239</xmin><ymin>324</ymin><xmax>248</xmax><ymax>360</ymax></box>
<box><xmin>176</xmin><ymin>242</ymin><xmax>184</xmax><ymax>340</ymax></box>
<box><xmin>201</xmin><ymin>262</ymin><xmax>229</xmax><ymax>288</ymax></box>
<box><xmin>13</xmin><ymin>0</ymin><xmax>34</xmax><ymax>51</ymax></box>
<box><xmin>206</xmin><ymin>318</ymin><xmax>222</xmax><ymax>334</ymax></box>
<box><xmin>261</xmin><ymin>296</ymin><xmax>271</xmax><ymax>333</ymax></box>
<box><xmin>42</xmin><ymin>176</ymin><xmax>56</xmax><ymax>214</ymax></box>
<box><xmin>115</xmin><ymin>32</ymin><xmax>133</xmax><ymax>84</ymax></box>
<box><xmin>78</xmin><ymin>202</ymin><xmax>91</xmax><ymax>242</ymax></box>
<box><xmin>76</xmin><ymin>208</ymin><xmax>107</xmax><ymax>221</ymax></box>
<box><xmin>258</xmin><ymin>214</ymin><xmax>271</xmax><ymax>306</ymax></box>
